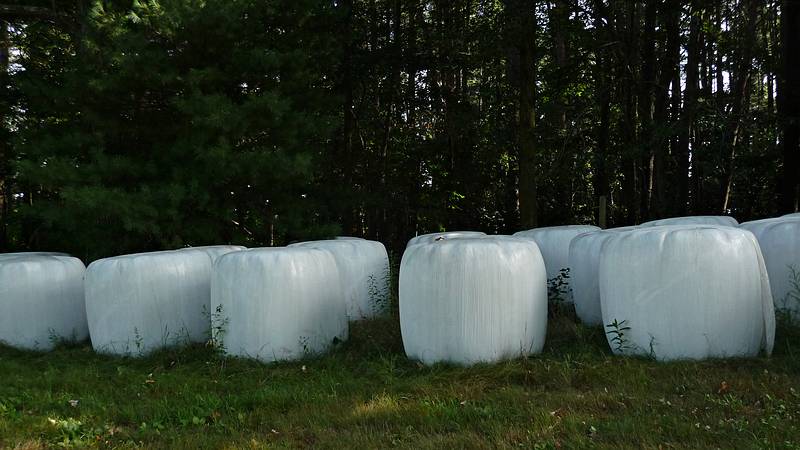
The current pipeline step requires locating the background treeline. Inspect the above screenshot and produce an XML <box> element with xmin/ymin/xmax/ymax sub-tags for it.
<box><xmin>0</xmin><ymin>0</ymin><xmax>798</xmax><ymax>260</ymax></box>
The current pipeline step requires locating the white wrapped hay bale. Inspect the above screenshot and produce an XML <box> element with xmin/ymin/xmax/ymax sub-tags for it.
<box><xmin>406</xmin><ymin>231</ymin><xmax>486</xmax><ymax>248</ymax></box>
<box><xmin>211</xmin><ymin>247</ymin><xmax>347</xmax><ymax>362</ymax></box>
<box><xmin>512</xmin><ymin>225</ymin><xmax>600</xmax><ymax>303</ymax></box>
<box><xmin>599</xmin><ymin>225</ymin><xmax>775</xmax><ymax>361</ymax></box>
<box><xmin>739</xmin><ymin>217</ymin><xmax>800</xmax><ymax>317</ymax></box>
<box><xmin>400</xmin><ymin>236</ymin><xmax>547</xmax><ymax>365</ymax></box>
<box><xmin>568</xmin><ymin>226</ymin><xmax>638</xmax><ymax>326</ymax></box>
<box><xmin>640</xmin><ymin>215</ymin><xmax>738</xmax><ymax>227</ymax></box>
<box><xmin>85</xmin><ymin>249</ymin><xmax>213</xmax><ymax>355</ymax></box>
<box><xmin>289</xmin><ymin>239</ymin><xmax>390</xmax><ymax>319</ymax></box>
<box><xmin>782</xmin><ymin>212</ymin><xmax>800</xmax><ymax>219</ymax></box>
<box><xmin>0</xmin><ymin>253</ymin><xmax>88</xmax><ymax>350</ymax></box>
<box><xmin>177</xmin><ymin>245</ymin><xmax>246</xmax><ymax>263</ymax></box>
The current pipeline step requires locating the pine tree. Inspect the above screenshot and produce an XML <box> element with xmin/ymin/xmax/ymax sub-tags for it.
<box><xmin>13</xmin><ymin>0</ymin><xmax>340</xmax><ymax>260</ymax></box>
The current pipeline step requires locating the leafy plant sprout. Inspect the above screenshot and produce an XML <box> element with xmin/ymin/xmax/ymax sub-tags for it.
<box><xmin>46</xmin><ymin>328</ymin><xmax>80</xmax><ymax>350</ymax></box>
<box><xmin>547</xmin><ymin>267</ymin><xmax>575</xmax><ymax>318</ymax></box>
<box><xmin>648</xmin><ymin>334</ymin><xmax>657</xmax><ymax>360</ymax></box>
<box><xmin>605</xmin><ymin>318</ymin><xmax>632</xmax><ymax>354</ymax></box>
<box><xmin>777</xmin><ymin>264</ymin><xmax>800</xmax><ymax>328</ymax></box>
<box><xmin>206</xmin><ymin>304</ymin><xmax>230</xmax><ymax>355</ymax></box>
<box><xmin>299</xmin><ymin>336</ymin><xmax>311</xmax><ymax>355</ymax></box>
<box><xmin>47</xmin><ymin>327</ymin><xmax>61</xmax><ymax>348</ymax></box>
<box><xmin>133</xmin><ymin>327</ymin><xmax>144</xmax><ymax>356</ymax></box>
<box><xmin>547</xmin><ymin>267</ymin><xmax>571</xmax><ymax>305</ymax></box>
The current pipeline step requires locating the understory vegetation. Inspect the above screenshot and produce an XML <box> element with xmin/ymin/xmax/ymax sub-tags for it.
<box><xmin>1</xmin><ymin>310</ymin><xmax>799</xmax><ymax>449</ymax></box>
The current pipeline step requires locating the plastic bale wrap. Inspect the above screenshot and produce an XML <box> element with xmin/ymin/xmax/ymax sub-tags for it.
<box><xmin>599</xmin><ymin>225</ymin><xmax>775</xmax><ymax>361</ymax></box>
<box><xmin>640</xmin><ymin>215</ymin><xmax>738</xmax><ymax>227</ymax></box>
<box><xmin>399</xmin><ymin>237</ymin><xmax>547</xmax><ymax>365</ymax></box>
<box><xmin>740</xmin><ymin>217</ymin><xmax>800</xmax><ymax>318</ymax></box>
<box><xmin>85</xmin><ymin>249</ymin><xmax>214</xmax><ymax>355</ymax></box>
<box><xmin>782</xmin><ymin>212</ymin><xmax>800</xmax><ymax>219</ymax></box>
<box><xmin>512</xmin><ymin>225</ymin><xmax>600</xmax><ymax>303</ymax></box>
<box><xmin>406</xmin><ymin>231</ymin><xmax>486</xmax><ymax>248</ymax></box>
<box><xmin>177</xmin><ymin>245</ymin><xmax>246</xmax><ymax>263</ymax></box>
<box><xmin>0</xmin><ymin>253</ymin><xmax>88</xmax><ymax>350</ymax></box>
<box><xmin>211</xmin><ymin>248</ymin><xmax>347</xmax><ymax>362</ymax></box>
<box><xmin>289</xmin><ymin>239</ymin><xmax>390</xmax><ymax>319</ymax></box>
<box><xmin>568</xmin><ymin>226</ymin><xmax>638</xmax><ymax>326</ymax></box>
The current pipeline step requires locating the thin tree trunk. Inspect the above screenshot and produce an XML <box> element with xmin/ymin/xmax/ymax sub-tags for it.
<box><xmin>406</xmin><ymin>2</ymin><xmax>420</xmax><ymax>126</ymax></box>
<box><xmin>767</xmin><ymin>72</ymin><xmax>775</xmax><ymax>115</ymax></box>
<box><xmin>0</xmin><ymin>19</ymin><xmax>8</xmax><ymax>250</ymax></box>
<box><xmin>438</xmin><ymin>0</ymin><xmax>458</xmax><ymax>217</ymax></box>
<box><xmin>619</xmin><ymin>0</ymin><xmax>640</xmax><ymax>223</ymax></box>
<box><xmin>721</xmin><ymin>0</ymin><xmax>757</xmax><ymax>213</ymax></box>
<box><xmin>653</xmin><ymin>0</ymin><xmax>680</xmax><ymax>217</ymax></box>
<box><xmin>592</xmin><ymin>0</ymin><xmax>611</xmax><ymax>226</ymax></box>
<box><xmin>341</xmin><ymin>0</ymin><xmax>357</xmax><ymax>235</ymax></box>
<box><xmin>670</xmin><ymin>3</ymin><xmax>686</xmax><ymax>215</ymax></box>
<box><xmin>684</xmin><ymin>1</ymin><xmax>702</xmax><ymax>213</ymax></box>
<box><xmin>639</xmin><ymin>0</ymin><xmax>657</xmax><ymax>220</ymax></box>
<box><xmin>552</xmin><ymin>0</ymin><xmax>568</xmax><ymax>131</ymax></box>
<box><xmin>715</xmin><ymin>2</ymin><xmax>724</xmax><ymax>96</ymax></box>
<box><xmin>551</xmin><ymin>0</ymin><xmax>571</xmax><ymax>218</ymax></box>
<box><xmin>702</xmin><ymin>18</ymin><xmax>713</xmax><ymax>98</ymax></box>
<box><xmin>779</xmin><ymin>0</ymin><xmax>800</xmax><ymax>212</ymax></box>
<box><xmin>508</xmin><ymin>0</ymin><xmax>538</xmax><ymax>228</ymax></box>
<box><xmin>767</xmin><ymin>3</ymin><xmax>776</xmax><ymax>115</ymax></box>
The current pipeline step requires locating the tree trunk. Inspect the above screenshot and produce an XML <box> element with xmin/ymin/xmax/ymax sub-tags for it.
<box><xmin>341</xmin><ymin>0</ymin><xmax>357</xmax><ymax>235</ymax></box>
<box><xmin>767</xmin><ymin>3</ymin><xmax>776</xmax><ymax>115</ymax></box>
<box><xmin>669</xmin><ymin>3</ymin><xmax>686</xmax><ymax>215</ymax></box>
<box><xmin>779</xmin><ymin>0</ymin><xmax>800</xmax><ymax>212</ymax></box>
<box><xmin>638</xmin><ymin>0</ymin><xmax>657</xmax><ymax>220</ymax></box>
<box><xmin>592</xmin><ymin>0</ymin><xmax>611</xmax><ymax>226</ymax></box>
<box><xmin>0</xmin><ymin>19</ymin><xmax>8</xmax><ymax>250</ymax></box>
<box><xmin>653</xmin><ymin>0</ymin><xmax>680</xmax><ymax>217</ymax></box>
<box><xmin>618</xmin><ymin>0</ymin><xmax>640</xmax><ymax>224</ymax></box>
<box><xmin>721</xmin><ymin>0</ymin><xmax>757</xmax><ymax>213</ymax></box>
<box><xmin>550</xmin><ymin>0</ymin><xmax>572</xmax><ymax>220</ymax></box>
<box><xmin>508</xmin><ymin>0</ymin><xmax>538</xmax><ymax>228</ymax></box>
<box><xmin>406</xmin><ymin>2</ymin><xmax>420</xmax><ymax>126</ymax></box>
<box><xmin>715</xmin><ymin>1</ymin><xmax>724</xmax><ymax>97</ymax></box>
<box><xmin>551</xmin><ymin>0</ymin><xmax>568</xmax><ymax>132</ymax></box>
<box><xmin>684</xmin><ymin>2</ymin><xmax>702</xmax><ymax>213</ymax></box>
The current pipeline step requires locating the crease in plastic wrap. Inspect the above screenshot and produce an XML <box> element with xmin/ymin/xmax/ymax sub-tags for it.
<box><xmin>177</xmin><ymin>245</ymin><xmax>246</xmax><ymax>263</ymax></box>
<box><xmin>400</xmin><ymin>236</ymin><xmax>547</xmax><ymax>365</ymax></box>
<box><xmin>289</xmin><ymin>239</ymin><xmax>390</xmax><ymax>319</ymax></box>
<box><xmin>512</xmin><ymin>225</ymin><xmax>600</xmax><ymax>303</ymax></box>
<box><xmin>568</xmin><ymin>226</ymin><xmax>638</xmax><ymax>325</ymax></box>
<box><xmin>211</xmin><ymin>247</ymin><xmax>348</xmax><ymax>362</ymax></box>
<box><xmin>0</xmin><ymin>253</ymin><xmax>88</xmax><ymax>350</ymax></box>
<box><xmin>406</xmin><ymin>231</ymin><xmax>486</xmax><ymax>248</ymax></box>
<box><xmin>85</xmin><ymin>249</ymin><xmax>214</xmax><ymax>355</ymax></box>
<box><xmin>599</xmin><ymin>225</ymin><xmax>775</xmax><ymax>361</ymax></box>
<box><xmin>639</xmin><ymin>215</ymin><xmax>738</xmax><ymax>227</ymax></box>
<box><xmin>740</xmin><ymin>217</ymin><xmax>800</xmax><ymax>319</ymax></box>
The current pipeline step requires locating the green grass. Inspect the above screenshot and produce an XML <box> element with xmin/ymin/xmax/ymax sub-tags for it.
<box><xmin>1</xmin><ymin>312</ymin><xmax>799</xmax><ymax>449</ymax></box>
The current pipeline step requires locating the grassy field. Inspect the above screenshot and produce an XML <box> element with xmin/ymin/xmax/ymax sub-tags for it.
<box><xmin>1</xmin><ymin>310</ymin><xmax>799</xmax><ymax>449</ymax></box>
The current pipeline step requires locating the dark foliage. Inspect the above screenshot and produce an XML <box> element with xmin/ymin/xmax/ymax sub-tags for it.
<box><xmin>0</xmin><ymin>0</ymin><xmax>797</xmax><ymax>259</ymax></box>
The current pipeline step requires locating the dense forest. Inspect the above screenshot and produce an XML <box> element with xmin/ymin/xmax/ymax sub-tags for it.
<box><xmin>0</xmin><ymin>0</ymin><xmax>798</xmax><ymax>260</ymax></box>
